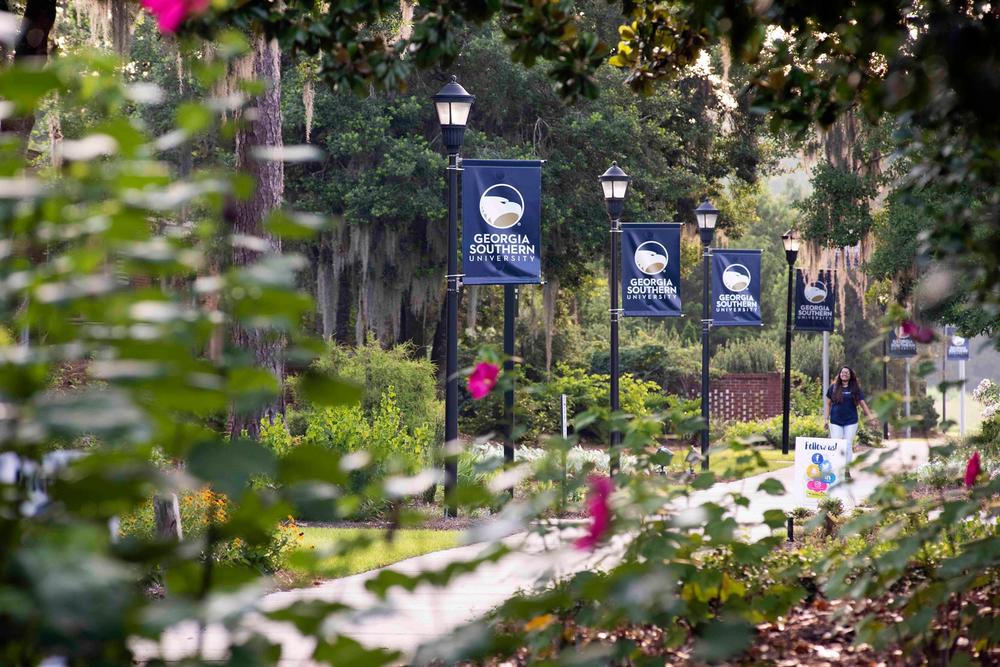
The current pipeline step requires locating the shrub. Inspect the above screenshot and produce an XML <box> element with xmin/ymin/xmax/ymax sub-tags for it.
<box><xmin>855</xmin><ymin>423</ymin><xmax>884</xmax><ymax>448</ymax></box>
<box><xmin>461</xmin><ymin>365</ymin><xmax>669</xmax><ymax>443</ymax></box>
<box><xmin>260</xmin><ymin>414</ymin><xmax>296</xmax><ymax>457</ymax></box>
<box><xmin>791</xmin><ymin>371</ymin><xmax>823</xmax><ymax>417</ymax></box>
<box><xmin>589</xmin><ymin>341</ymin><xmax>702</xmax><ymax>395</ymax></box>
<box><xmin>818</xmin><ymin>496</ymin><xmax>845</xmax><ymax>517</ymax></box>
<box><xmin>303</xmin><ymin>387</ymin><xmax>431</xmax><ymax>474</ymax></box>
<box><xmin>910</xmin><ymin>394</ymin><xmax>939</xmax><ymax>433</ymax></box>
<box><xmin>712</xmin><ymin>337</ymin><xmax>781</xmax><ymax>374</ymax></box>
<box><xmin>791</xmin><ymin>333</ymin><xmax>845</xmax><ymax>380</ymax></box>
<box><xmin>312</xmin><ymin>339</ymin><xmax>442</xmax><ymax>436</ymax></box>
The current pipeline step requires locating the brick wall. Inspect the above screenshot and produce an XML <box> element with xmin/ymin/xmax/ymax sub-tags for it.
<box><xmin>708</xmin><ymin>372</ymin><xmax>784</xmax><ymax>422</ymax></box>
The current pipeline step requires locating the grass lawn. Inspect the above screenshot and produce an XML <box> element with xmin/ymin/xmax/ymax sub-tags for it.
<box><xmin>668</xmin><ymin>446</ymin><xmax>795</xmax><ymax>480</ymax></box>
<box><xmin>281</xmin><ymin>527</ymin><xmax>462</xmax><ymax>587</ymax></box>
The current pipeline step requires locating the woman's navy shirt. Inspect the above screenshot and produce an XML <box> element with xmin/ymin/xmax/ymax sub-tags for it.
<box><xmin>827</xmin><ymin>384</ymin><xmax>865</xmax><ymax>426</ymax></box>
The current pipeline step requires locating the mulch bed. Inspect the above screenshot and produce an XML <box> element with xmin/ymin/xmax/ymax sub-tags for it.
<box><xmin>463</xmin><ymin>582</ymin><xmax>1000</xmax><ymax>666</ymax></box>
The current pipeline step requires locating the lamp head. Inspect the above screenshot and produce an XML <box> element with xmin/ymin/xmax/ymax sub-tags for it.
<box><xmin>598</xmin><ymin>161</ymin><xmax>631</xmax><ymax>220</ymax></box>
<box><xmin>432</xmin><ymin>75</ymin><xmax>475</xmax><ymax>153</ymax></box>
<box><xmin>694</xmin><ymin>198</ymin><xmax>719</xmax><ymax>246</ymax></box>
<box><xmin>782</xmin><ymin>228</ymin><xmax>800</xmax><ymax>265</ymax></box>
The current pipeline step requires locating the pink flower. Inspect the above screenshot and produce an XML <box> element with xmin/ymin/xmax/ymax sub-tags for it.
<box><xmin>575</xmin><ymin>474</ymin><xmax>613</xmax><ymax>551</ymax></box>
<box><xmin>964</xmin><ymin>451</ymin><xmax>981</xmax><ymax>488</ymax></box>
<box><xmin>901</xmin><ymin>320</ymin><xmax>936</xmax><ymax>344</ymax></box>
<box><xmin>467</xmin><ymin>362</ymin><xmax>500</xmax><ymax>400</ymax></box>
<box><xmin>141</xmin><ymin>0</ymin><xmax>209</xmax><ymax>33</ymax></box>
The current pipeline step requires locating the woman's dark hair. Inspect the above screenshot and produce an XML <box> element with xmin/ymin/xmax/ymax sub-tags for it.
<box><xmin>832</xmin><ymin>366</ymin><xmax>861</xmax><ymax>405</ymax></box>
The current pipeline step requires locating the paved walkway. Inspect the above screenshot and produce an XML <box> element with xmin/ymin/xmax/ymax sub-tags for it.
<box><xmin>133</xmin><ymin>438</ymin><xmax>934</xmax><ymax>665</ymax></box>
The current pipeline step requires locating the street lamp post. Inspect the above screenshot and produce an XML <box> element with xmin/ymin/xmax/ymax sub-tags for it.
<box><xmin>781</xmin><ymin>229</ymin><xmax>800</xmax><ymax>542</ymax></box>
<box><xmin>780</xmin><ymin>229</ymin><xmax>800</xmax><ymax>457</ymax></box>
<box><xmin>599</xmin><ymin>162</ymin><xmax>631</xmax><ymax>478</ymax></box>
<box><xmin>433</xmin><ymin>76</ymin><xmax>474</xmax><ymax>517</ymax></box>
<box><xmin>694</xmin><ymin>199</ymin><xmax>719</xmax><ymax>471</ymax></box>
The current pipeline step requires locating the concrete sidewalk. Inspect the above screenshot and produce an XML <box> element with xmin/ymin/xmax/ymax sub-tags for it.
<box><xmin>133</xmin><ymin>438</ymin><xmax>934</xmax><ymax>665</ymax></box>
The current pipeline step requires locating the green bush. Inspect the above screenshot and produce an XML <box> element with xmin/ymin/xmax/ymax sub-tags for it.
<box><xmin>460</xmin><ymin>364</ymin><xmax>668</xmax><ymax>443</ymax></box>
<box><xmin>260</xmin><ymin>413</ymin><xmax>295</xmax><ymax>457</ymax></box>
<box><xmin>911</xmin><ymin>393</ymin><xmax>939</xmax><ymax>433</ymax></box>
<box><xmin>791</xmin><ymin>333</ymin><xmax>845</xmax><ymax>380</ymax></box>
<box><xmin>312</xmin><ymin>339</ymin><xmax>442</xmax><ymax>436</ymax></box>
<box><xmin>589</xmin><ymin>341</ymin><xmax>702</xmax><ymax>395</ymax></box>
<box><xmin>791</xmin><ymin>371</ymin><xmax>823</xmax><ymax>417</ymax></box>
<box><xmin>303</xmin><ymin>387</ymin><xmax>431</xmax><ymax>473</ymax></box>
<box><xmin>855</xmin><ymin>423</ymin><xmax>884</xmax><ymax>448</ymax></box>
<box><xmin>721</xmin><ymin>414</ymin><xmax>826</xmax><ymax>447</ymax></box>
<box><xmin>712</xmin><ymin>336</ymin><xmax>781</xmax><ymax>374</ymax></box>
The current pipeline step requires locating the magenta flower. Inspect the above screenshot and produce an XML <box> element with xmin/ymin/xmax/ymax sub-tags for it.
<box><xmin>141</xmin><ymin>0</ymin><xmax>209</xmax><ymax>33</ymax></box>
<box><xmin>965</xmin><ymin>451</ymin><xmax>981</xmax><ymax>488</ymax></box>
<box><xmin>467</xmin><ymin>362</ymin><xmax>500</xmax><ymax>400</ymax></box>
<box><xmin>901</xmin><ymin>320</ymin><xmax>936</xmax><ymax>344</ymax></box>
<box><xmin>575</xmin><ymin>474</ymin><xmax>613</xmax><ymax>551</ymax></box>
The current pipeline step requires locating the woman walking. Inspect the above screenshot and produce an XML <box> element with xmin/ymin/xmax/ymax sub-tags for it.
<box><xmin>824</xmin><ymin>366</ymin><xmax>877</xmax><ymax>463</ymax></box>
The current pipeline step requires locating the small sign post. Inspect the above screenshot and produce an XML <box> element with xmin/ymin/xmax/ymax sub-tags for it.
<box><xmin>792</xmin><ymin>436</ymin><xmax>850</xmax><ymax>509</ymax></box>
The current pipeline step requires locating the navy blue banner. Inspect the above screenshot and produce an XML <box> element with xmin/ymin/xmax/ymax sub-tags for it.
<box><xmin>795</xmin><ymin>269</ymin><xmax>835</xmax><ymax>332</ymax></box>
<box><xmin>945</xmin><ymin>325</ymin><xmax>970</xmax><ymax>360</ymax></box>
<box><xmin>621</xmin><ymin>223</ymin><xmax>682</xmax><ymax>317</ymax></box>
<box><xmin>712</xmin><ymin>249</ymin><xmax>762</xmax><ymax>326</ymax></box>
<box><xmin>888</xmin><ymin>330</ymin><xmax>917</xmax><ymax>358</ymax></box>
<box><xmin>462</xmin><ymin>159</ymin><xmax>542</xmax><ymax>285</ymax></box>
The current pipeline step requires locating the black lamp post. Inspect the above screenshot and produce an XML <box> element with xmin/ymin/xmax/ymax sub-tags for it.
<box><xmin>780</xmin><ymin>229</ymin><xmax>800</xmax><ymax>457</ymax></box>
<box><xmin>782</xmin><ymin>229</ymin><xmax>800</xmax><ymax>541</ymax></box>
<box><xmin>432</xmin><ymin>76</ymin><xmax>474</xmax><ymax>517</ymax></box>
<box><xmin>694</xmin><ymin>199</ymin><xmax>719</xmax><ymax>471</ymax></box>
<box><xmin>599</xmin><ymin>162</ymin><xmax>631</xmax><ymax>477</ymax></box>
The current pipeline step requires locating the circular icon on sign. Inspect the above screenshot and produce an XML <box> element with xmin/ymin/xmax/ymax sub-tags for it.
<box><xmin>722</xmin><ymin>263</ymin><xmax>752</xmax><ymax>292</ymax></box>
<box><xmin>804</xmin><ymin>281</ymin><xmax>828</xmax><ymax>304</ymax></box>
<box><xmin>479</xmin><ymin>184</ymin><xmax>525</xmax><ymax>229</ymax></box>
<box><xmin>634</xmin><ymin>241</ymin><xmax>669</xmax><ymax>275</ymax></box>
<box><xmin>952</xmin><ymin>335</ymin><xmax>966</xmax><ymax>346</ymax></box>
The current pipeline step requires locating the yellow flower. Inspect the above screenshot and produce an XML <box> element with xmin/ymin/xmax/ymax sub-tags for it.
<box><xmin>524</xmin><ymin>614</ymin><xmax>557</xmax><ymax>632</ymax></box>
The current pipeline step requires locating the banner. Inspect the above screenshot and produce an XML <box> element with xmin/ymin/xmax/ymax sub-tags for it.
<box><xmin>712</xmin><ymin>249</ymin><xmax>762</xmax><ymax>327</ymax></box>
<box><xmin>621</xmin><ymin>223</ymin><xmax>682</xmax><ymax>317</ymax></box>
<box><xmin>462</xmin><ymin>159</ymin><xmax>542</xmax><ymax>285</ymax></box>
<box><xmin>793</xmin><ymin>436</ymin><xmax>849</xmax><ymax>508</ymax></box>
<box><xmin>795</xmin><ymin>269</ymin><xmax>835</xmax><ymax>332</ymax></box>
<box><xmin>888</xmin><ymin>329</ymin><xmax>918</xmax><ymax>358</ymax></box>
<box><xmin>945</xmin><ymin>325</ymin><xmax>970</xmax><ymax>360</ymax></box>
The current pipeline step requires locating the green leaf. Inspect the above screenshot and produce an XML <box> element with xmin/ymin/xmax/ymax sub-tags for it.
<box><xmin>297</xmin><ymin>370</ymin><xmax>362</xmax><ymax>407</ymax></box>
<box><xmin>176</xmin><ymin>102</ymin><xmax>214</xmax><ymax>134</ymax></box>
<box><xmin>690</xmin><ymin>472</ymin><xmax>715</xmax><ymax>490</ymax></box>
<box><xmin>0</xmin><ymin>67</ymin><xmax>61</xmax><ymax>112</ymax></box>
<box><xmin>757</xmin><ymin>478</ymin><xmax>786</xmax><ymax>495</ymax></box>
<box><xmin>312</xmin><ymin>636</ymin><xmax>400</xmax><ymax>666</ymax></box>
<box><xmin>264</xmin><ymin>210</ymin><xmax>336</xmax><ymax>240</ymax></box>
<box><xmin>763</xmin><ymin>509</ymin><xmax>788</xmax><ymax>528</ymax></box>
<box><xmin>188</xmin><ymin>439</ymin><xmax>276</xmax><ymax>498</ymax></box>
<box><xmin>34</xmin><ymin>389</ymin><xmax>151</xmax><ymax>442</ymax></box>
<box><xmin>693</xmin><ymin>618</ymin><xmax>752</xmax><ymax>662</ymax></box>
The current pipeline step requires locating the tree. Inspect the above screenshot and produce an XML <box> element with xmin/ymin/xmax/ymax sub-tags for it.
<box><xmin>229</xmin><ymin>33</ymin><xmax>286</xmax><ymax>439</ymax></box>
<box><xmin>0</xmin><ymin>0</ymin><xmax>57</xmax><ymax>141</ymax></box>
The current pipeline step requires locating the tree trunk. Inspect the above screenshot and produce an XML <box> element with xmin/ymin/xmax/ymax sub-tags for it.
<box><xmin>228</xmin><ymin>34</ymin><xmax>284</xmax><ymax>440</ymax></box>
<box><xmin>0</xmin><ymin>0</ymin><xmax>56</xmax><ymax>140</ymax></box>
<box><xmin>153</xmin><ymin>494</ymin><xmax>183</xmax><ymax>541</ymax></box>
